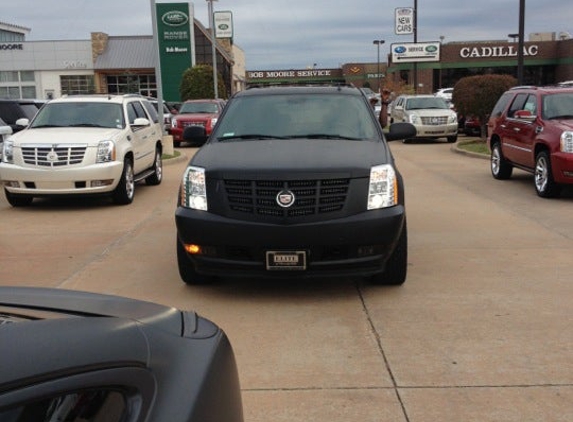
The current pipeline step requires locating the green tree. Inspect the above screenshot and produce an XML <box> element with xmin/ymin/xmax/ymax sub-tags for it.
<box><xmin>179</xmin><ymin>64</ymin><xmax>227</xmax><ymax>100</ymax></box>
<box><xmin>452</xmin><ymin>74</ymin><xmax>517</xmax><ymax>139</ymax></box>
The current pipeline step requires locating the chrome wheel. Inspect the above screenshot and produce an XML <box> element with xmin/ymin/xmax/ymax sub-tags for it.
<box><xmin>534</xmin><ymin>154</ymin><xmax>549</xmax><ymax>193</ymax></box>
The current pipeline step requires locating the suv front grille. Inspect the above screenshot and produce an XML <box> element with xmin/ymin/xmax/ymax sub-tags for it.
<box><xmin>420</xmin><ymin>116</ymin><xmax>449</xmax><ymax>125</ymax></box>
<box><xmin>21</xmin><ymin>144</ymin><xmax>87</xmax><ymax>167</ymax></box>
<box><xmin>224</xmin><ymin>178</ymin><xmax>350</xmax><ymax>218</ymax></box>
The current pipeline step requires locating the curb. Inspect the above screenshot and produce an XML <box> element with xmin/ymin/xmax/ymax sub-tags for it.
<box><xmin>163</xmin><ymin>150</ymin><xmax>188</xmax><ymax>166</ymax></box>
<box><xmin>451</xmin><ymin>138</ymin><xmax>489</xmax><ymax>160</ymax></box>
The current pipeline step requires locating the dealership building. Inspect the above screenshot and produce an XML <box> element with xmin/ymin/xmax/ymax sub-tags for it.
<box><xmin>1</xmin><ymin>18</ymin><xmax>572</xmax><ymax>100</ymax></box>
<box><xmin>0</xmin><ymin>20</ymin><xmax>244</xmax><ymax>101</ymax></box>
<box><xmin>245</xmin><ymin>33</ymin><xmax>573</xmax><ymax>93</ymax></box>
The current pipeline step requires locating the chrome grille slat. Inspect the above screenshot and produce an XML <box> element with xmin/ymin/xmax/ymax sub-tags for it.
<box><xmin>21</xmin><ymin>144</ymin><xmax>87</xmax><ymax>167</ymax></box>
<box><xmin>224</xmin><ymin>178</ymin><xmax>349</xmax><ymax>218</ymax></box>
<box><xmin>420</xmin><ymin>116</ymin><xmax>449</xmax><ymax>125</ymax></box>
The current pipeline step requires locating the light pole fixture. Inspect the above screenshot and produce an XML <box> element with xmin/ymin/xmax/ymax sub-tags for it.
<box><xmin>207</xmin><ymin>0</ymin><xmax>219</xmax><ymax>98</ymax></box>
<box><xmin>372</xmin><ymin>40</ymin><xmax>385</xmax><ymax>93</ymax></box>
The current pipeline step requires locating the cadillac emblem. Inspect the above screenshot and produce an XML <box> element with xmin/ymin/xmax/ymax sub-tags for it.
<box><xmin>276</xmin><ymin>189</ymin><xmax>295</xmax><ymax>208</ymax></box>
<box><xmin>46</xmin><ymin>149</ymin><xmax>59</xmax><ymax>162</ymax></box>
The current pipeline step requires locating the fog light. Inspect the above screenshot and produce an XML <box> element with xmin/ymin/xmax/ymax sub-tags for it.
<box><xmin>185</xmin><ymin>244</ymin><xmax>202</xmax><ymax>255</ymax></box>
<box><xmin>4</xmin><ymin>181</ymin><xmax>20</xmax><ymax>188</ymax></box>
<box><xmin>90</xmin><ymin>179</ymin><xmax>114</xmax><ymax>187</ymax></box>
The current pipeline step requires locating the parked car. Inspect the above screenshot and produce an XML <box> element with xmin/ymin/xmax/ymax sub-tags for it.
<box><xmin>463</xmin><ymin>115</ymin><xmax>482</xmax><ymax>136</ymax></box>
<box><xmin>391</xmin><ymin>95</ymin><xmax>458</xmax><ymax>143</ymax></box>
<box><xmin>148</xmin><ymin>97</ymin><xmax>177</xmax><ymax>133</ymax></box>
<box><xmin>487</xmin><ymin>85</ymin><xmax>573</xmax><ymax>198</ymax></box>
<box><xmin>0</xmin><ymin>117</ymin><xmax>12</xmax><ymax>161</ymax></box>
<box><xmin>0</xmin><ymin>99</ymin><xmax>41</xmax><ymax>134</ymax></box>
<box><xmin>170</xmin><ymin>99</ymin><xmax>226</xmax><ymax>146</ymax></box>
<box><xmin>434</xmin><ymin>87</ymin><xmax>453</xmax><ymax>102</ymax></box>
<box><xmin>0</xmin><ymin>286</ymin><xmax>243</xmax><ymax>422</ymax></box>
<box><xmin>0</xmin><ymin>94</ymin><xmax>163</xmax><ymax>207</ymax></box>
<box><xmin>175</xmin><ymin>85</ymin><xmax>416</xmax><ymax>285</ymax></box>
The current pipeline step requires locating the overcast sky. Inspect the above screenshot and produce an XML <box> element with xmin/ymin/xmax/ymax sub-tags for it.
<box><xmin>3</xmin><ymin>0</ymin><xmax>572</xmax><ymax>70</ymax></box>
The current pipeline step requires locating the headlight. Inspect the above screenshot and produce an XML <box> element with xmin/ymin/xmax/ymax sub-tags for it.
<box><xmin>2</xmin><ymin>140</ymin><xmax>14</xmax><ymax>163</ymax></box>
<box><xmin>171</xmin><ymin>118</ymin><xmax>178</xmax><ymax>129</ymax></box>
<box><xmin>561</xmin><ymin>131</ymin><xmax>573</xmax><ymax>153</ymax></box>
<box><xmin>408</xmin><ymin>114</ymin><xmax>420</xmax><ymax>125</ymax></box>
<box><xmin>448</xmin><ymin>113</ymin><xmax>458</xmax><ymax>124</ymax></box>
<box><xmin>368</xmin><ymin>164</ymin><xmax>398</xmax><ymax>210</ymax></box>
<box><xmin>96</xmin><ymin>140</ymin><xmax>115</xmax><ymax>163</ymax></box>
<box><xmin>180</xmin><ymin>166</ymin><xmax>208</xmax><ymax>210</ymax></box>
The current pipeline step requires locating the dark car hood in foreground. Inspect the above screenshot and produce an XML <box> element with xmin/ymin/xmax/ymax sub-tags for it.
<box><xmin>192</xmin><ymin>138</ymin><xmax>392</xmax><ymax>178</ymax></box>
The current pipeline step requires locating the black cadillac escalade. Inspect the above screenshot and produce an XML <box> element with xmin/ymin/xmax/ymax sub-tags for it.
<box><xmin>175</xmin><ymin>85</ymin><xmax>415</xmax><ymax>285</ymax></box>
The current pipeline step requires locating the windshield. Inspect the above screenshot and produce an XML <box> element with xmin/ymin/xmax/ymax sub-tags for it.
<box><xmin>30</xmin><ymin>102</ymin><xmax>125</xmax><ymax>129</ymax></box>
<box><xmin>405</xmin><ymin>97</ymin><xmax>449</xmax><ymax>110</ymax></box>
<box><xmin>179</xmin><ymin>102</ymin><xmax>220</xmax><ymax>114</ymax></box>
<box><xmin>542</xmin><ymin>92</ymin><xmax>573</xmax><ymax>120</ymax></box>
<box><xmin>212</xmin><ymin>93</ymin><xmax>378</xmax><ymax>141</ymax></box>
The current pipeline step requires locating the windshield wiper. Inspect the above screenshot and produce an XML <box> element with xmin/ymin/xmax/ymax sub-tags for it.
<box><xmin>31</xmin><ymin>124</ymin><xmax>64</xmax><ymax>128</ymax></box>
<box><xmin>217</xmin><ymin>134</ymin><xmax>287</xmax><ymax>141</ymax></box>
<box><xmin>289</xmin><ymin>134</ymin><xmax>362</xmax><ymax>140</ymax></box>
<box><xmin>69</xmin><ymin>123</ymin><xmax>109</xmax><ymax>128</ymax></box>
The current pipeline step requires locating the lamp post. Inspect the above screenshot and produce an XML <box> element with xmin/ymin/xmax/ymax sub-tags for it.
<box><xmin>207</xmin><ymin>0</ymin><xmax>219</xmax><ymax>98</ymax></box>
<box><xmin>372</xmin><ymin>40</ymin><xmax>385</xmax><ymax>93</ymax></box>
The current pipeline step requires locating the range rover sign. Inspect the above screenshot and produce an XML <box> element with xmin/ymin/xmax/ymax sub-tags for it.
<box><xmin>161</xmin><ymin>10</ymin><xmax>189</xmax><ymax>27</ymax></box>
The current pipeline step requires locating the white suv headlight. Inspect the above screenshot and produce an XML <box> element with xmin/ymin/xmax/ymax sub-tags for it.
<box><xmin>368</xmin><ymin>164</ymin><xmax>398</xmax><ymax>209</ymax></box>
<box><xmin>2</xmin><ymin>140</ymin><xmax>14</xmax><ymax>163</ymax></box>
<box><xmin>408</xmin><ymin>114</ymin><xmax>420</xmax><ymax>125</ymax></box>
<box><xmin>448</xmin><ymin>113</ymin><xmax>458</xmax><ymax>124</ymax></box>
<box><xmin>180</xmin><ymin>166</ymin><xmax>208</xmax><ymax>210</ymax></box>
<box><xmin>561</xmin><ymin>131</ymin><xmax>573</xmax><ymax>153</ymax></box>
<box><xmin>96</xmin><ymin>140</ymin><xmax>115</xmax><ymax>163</ymax></box>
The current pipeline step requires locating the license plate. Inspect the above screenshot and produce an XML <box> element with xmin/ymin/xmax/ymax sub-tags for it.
<box><xmin>266</xmin><ymin>251</ymin><xmax>306</xmax><ymax>271</ymax></box>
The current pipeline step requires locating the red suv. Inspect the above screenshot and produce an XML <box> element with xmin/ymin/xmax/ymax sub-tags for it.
<box><xmin>170</xmin><ymin>99</ymin><xmax>226</xmax><ymax>147</ymax></box>
<box><xmin>487</xmin><ymin>86</ymin><xmax>573</xmax><ymax>197</ymax></box>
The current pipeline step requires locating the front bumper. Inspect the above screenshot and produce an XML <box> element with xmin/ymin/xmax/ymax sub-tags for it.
<box><xmin>551</xmin><ymin>151</ymin><xmax>573</xmax><ymax>184</ymax></box>
<box><xmin>414</xmin><ymin>122</ymin><xmax>458</xmax><ymax>138</ymax></box>
<box><xmin>175</xmin><ymin>205</ymin><xmax>406</xmax><ymax>279</ymax></box>
<box><xmin>0</xmin><ymin>161</ymin><xmax>123</xmax><ymax>195</ymax></box>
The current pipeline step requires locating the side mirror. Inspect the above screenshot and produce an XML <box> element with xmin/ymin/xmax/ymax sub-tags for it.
<box><xmin>131</xmin><ymin>117</ymin><xmax>150</xmax><ymax>127</ymax></box>
<box><xmin>384</xmin><ymin>122</ymin><xmax>417</xmax><ymax>141</ymax></box>
<box><xmin>15</xmin><ymin>118</ymin><xmax>30</xmax><ymax>127</ymax></box>
<box><xmin>514</xmin><ymin>110</ymin><xmax>536</xmax><ymax>121</ymax></box>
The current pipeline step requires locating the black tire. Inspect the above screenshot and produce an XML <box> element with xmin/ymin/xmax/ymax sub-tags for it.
<box><xmin>112</xmin><ymin>158</ymin><xmax>135</xmax><ymax>205</ymax></box>
<box><xmin>370</xmin><ymin>221</ymin><xmax>408</xmax><ymax>285</ymax></box>
<box><xmin>534</xmin><ymin>151</ymin><xmax>561</xmax><ymax>198</ymax></box>
<box><xmin>145</xmin><ymin>147</ymin><xmax>163</xmax><ymax>185</ymax></box>
<box><xmin>4</xmin><ymin>189</ymin><xmax>33</xmax><ymax>207</ymax></box>
<box><xmin>447</xmin><ymin>135</ymin><xmax>458</xmax><ymax>143</ymax></box>
<box><xmin>176</xmin><ymin>238</ymin><xmax>214</xmax><ymax>284</ymax></box>
<box><xmin>490</xmin><ymin>142</ymin><xmax>513</xmax><ymax>180</ymax></box>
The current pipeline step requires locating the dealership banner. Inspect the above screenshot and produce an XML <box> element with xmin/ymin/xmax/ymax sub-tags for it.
<box><xmin>391</xmin><ymin>42</ymin><xmax>440</xmax><ymax>63</ymax></box>
<box><xmin>154</xmin><ymin>2</ymin><xmax>194</xmax><ymax>101</ymax></box>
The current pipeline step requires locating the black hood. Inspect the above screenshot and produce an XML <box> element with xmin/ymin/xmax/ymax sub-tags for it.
<box><xmin>191</xmin><ymin>138</ymin><xmax>392</xmax><ymax>179</ymax></box>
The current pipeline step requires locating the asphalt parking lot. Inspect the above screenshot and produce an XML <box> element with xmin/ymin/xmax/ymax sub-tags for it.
<box><xmin>1</xmin><ymin>138</ymin><xmax>572</xmax><ymax>422</ymax></box>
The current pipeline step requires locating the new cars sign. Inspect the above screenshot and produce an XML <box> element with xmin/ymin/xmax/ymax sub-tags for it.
<box><xmin>395</xmin><ymin>8</ymin><xmax>414</xmax><ymax>35</ymax></box>
<box><xmin>391</xmin><ymin>42</ymin><xmax>441</xmax><ymax>63</ymax></box>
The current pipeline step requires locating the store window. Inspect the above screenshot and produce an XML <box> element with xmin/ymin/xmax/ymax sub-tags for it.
<box><xmin>0</xmin><ymin>70</ymin><xmax>37</xmax><ymax>99</ymax></box>
<box><xmin>60</xmin><ymin>75</ymin><xmax>95</xmax><ymax>95</ymax></box>
<box><xmin>106</xmin><ymin>74</ymin><xmax>156</xmax><ymax>96</ymax></box>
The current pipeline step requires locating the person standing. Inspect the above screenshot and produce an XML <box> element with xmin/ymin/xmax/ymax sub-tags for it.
<box><xmin>378</xmin><ymin>88</ymin><xmax>392</xmax><ymax>128</ymax></box>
